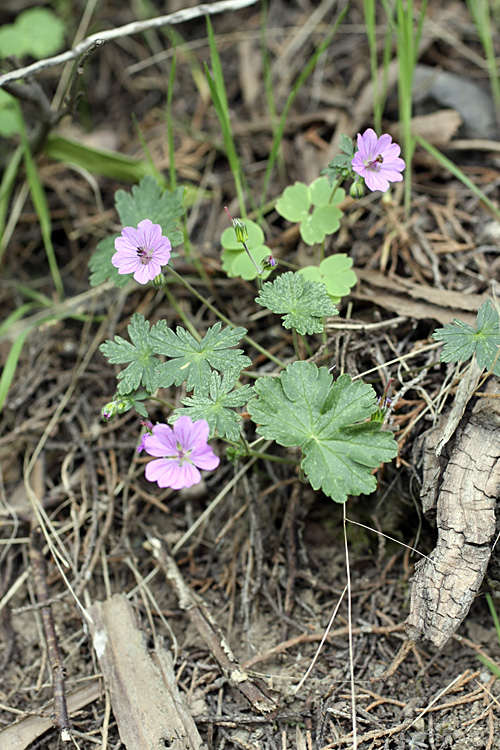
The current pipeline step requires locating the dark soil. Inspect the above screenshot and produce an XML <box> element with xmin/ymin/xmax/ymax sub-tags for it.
<box><xmin>1</xmin><ymin>1</ymin><xmax>500</xmax><ymax>748</ymax></box>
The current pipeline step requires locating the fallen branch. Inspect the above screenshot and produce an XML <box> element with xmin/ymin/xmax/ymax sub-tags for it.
<box><xmin>0</xmin><ymin>0</ymin><xmax>259</xmax><ymax>88</ymax></box>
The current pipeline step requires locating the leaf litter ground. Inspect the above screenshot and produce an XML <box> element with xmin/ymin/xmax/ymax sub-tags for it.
<box><xmin>1</xmin><ymin>1</ymin><xmax>500</xmax><ymax>748</ymax></box>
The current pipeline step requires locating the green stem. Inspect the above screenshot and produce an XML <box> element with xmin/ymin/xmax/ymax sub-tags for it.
<box><xmin>165</xmin><ymin>265</ymin><xmax>286</xmax><ymax>368</ymax></box>
<box><xmin>245</xmin><ymin>451</ymin><xmax>296</xmax><ymax>465</ymax></box>
<box><xmin>328</xmin><ymin>178</ymin><xmax>343</xmax><ymax>203</ymax></box>
<box><xmin>292</xmin><ymin>328</ymin><xmax>301</xmax><ymax>360</ymax></box>
<box><xmin>162</xmin><ymin>283</ymin><xmax>201</xmax><ymax>342</ymax></box>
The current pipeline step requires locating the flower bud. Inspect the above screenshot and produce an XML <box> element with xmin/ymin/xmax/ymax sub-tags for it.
<box><xmin>152</xmin><ymin>273</ymin><xmax>165</xmax><ymax>289</ymax></box>
<box><xmin>350</xmin><ymin>180</ymin><xmax>365</xmax><ymax>199</ymax></box>
<box><xmin>101</xmin><ymin>402</ymin><xmax>117</xmax><ymax>421</ymax></box>
<box><xmin>262</xmin><ymin>254</ymin><xmax>277</xmax><ymax>271</ymax></box>
<box><xmin>101</xmin><ymin>396</ymin><xmax>132</xmax><ymax>421</ymax></box>
<box><xmin>232</xmin><ymin>218</ymin><xmax>249</xmax><ymax>244</ymax></box>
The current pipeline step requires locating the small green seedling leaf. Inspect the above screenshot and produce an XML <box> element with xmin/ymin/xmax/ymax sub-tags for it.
<box><xmin>255</xmin><ymin>272</ymin><xmax>338</xmax><ymax>335</ymax></box>
<box><xmin>0</xmin><ymin>8</ymin><xmax>65</xmax><ymax>60</ymax></box>
<box><xmin>152</xmin><ymin>322</ymin><xmax>251</xmax><ymax>392</ymax></box>
<box><xmin>100</xmin><ymin>314</ymin><xmax>166</xmax><ymax>395</ymax></box>
<box><xmin>275</xmin><ymin>182</ymin><xmax>311</xmax><ymax>222</ymax></box>
<box><xmin>221</xmin><ymin>219</ymin><xmax>272</xmax><ymax>280</ymax></box>
<box><xmin>433</xmin><ymin>300</ymin><xmax>500</xmax><ymax>374</ymax></box>
<box><xmin>248</xmin><ymin>362</ymin><xmax>398</xmax><ymax>503</ymax></box>
<box><xmin>298</xmin><ymin>254</ymin><xmax>357</xmax><ymax>303</ymax></box>
<box><xmin>171</xmin><ymin>369</ymin><xmax>252</xmax><ymax>441</ymax></box>
<box><xmin>275</xmin><ymin>177</ymin><xmax>344</xmax><ymax>246</ymax></box>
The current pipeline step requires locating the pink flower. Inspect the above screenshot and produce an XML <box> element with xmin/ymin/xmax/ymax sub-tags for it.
<box><xmin>351</xmin><ymin>129</ymin><xmax>405</xmax><ymax>192</ymax></box>
<box><xmin>142</xmin><ymin>416</ymin><xmax>220</xmax><ymax>490</ymax></box>
<box><xmin>112</xmin><ymin>219</ymin><xmax>171</xmax><ymax>284</ymax></box>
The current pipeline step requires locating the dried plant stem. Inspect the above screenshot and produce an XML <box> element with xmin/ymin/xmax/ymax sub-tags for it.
<box><xmin>0</xmin><ymin>0</ymin><xmax>259</xmax><ymax>87</ymax></box>
<box><xmin>29</xmin><ymin>526</ymin><xmax>71</xmax><ymax>743</ymax></box>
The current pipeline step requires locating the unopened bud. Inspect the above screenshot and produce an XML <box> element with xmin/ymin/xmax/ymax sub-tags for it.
<box><xmin>101</xmin><ymin>396</ymin><xmax>131</xmax><ymax>421</ymax></box>
<box><xmin>262</xmin><ymin>254</ymin><xmax>277</xmax><ymax>271</ymax></box>
<box><xmin>101</xmin><ymin>402</ymin><xmax>117</xmax><ymax>421</ymax></box>
<box><xmin>232</xmin><ymin>218</ymin><xmax>249</xmax><ymax>243</ymax></box>
<box><xmin>350</xmin><ymin>180</ymin><xmax>365</xmax><ymax>199</ymax></box>
<box><xmin>152</xmin><ymin>273</ymin><xmax>165</xmax><ymax>289</ymax></box>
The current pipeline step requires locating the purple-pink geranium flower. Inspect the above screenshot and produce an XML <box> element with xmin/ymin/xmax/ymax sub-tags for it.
<box><xmin>351</xmin><ymin>129</ymin><xmax>405</xmax><ymax>192</ymax></box>
<box><xmin>112</xmin><ymin>219</ymin><xmax>171</xmax><ymax>284</ymax></box>
<box><xmin>142</xmin><ymin>416</ymin><xmax>220</xmax><ymax>490</ymax></box>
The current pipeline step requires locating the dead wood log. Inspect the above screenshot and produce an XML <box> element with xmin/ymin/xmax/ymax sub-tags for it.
<box><xmin>406</xmin><ymin>376</ymin><xmax>500</xmax><ymax>648</ymax></box>
<box><xmin>89</xmin><ymin>594</ymin><xmax>207</xmax><ymax>750</ymax></box>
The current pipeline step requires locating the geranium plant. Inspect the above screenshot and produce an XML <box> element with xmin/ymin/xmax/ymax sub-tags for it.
<box><xmin>92</xmin><ymin>130</ymin><xmax>405</xmax><ymax>503</ymax></box>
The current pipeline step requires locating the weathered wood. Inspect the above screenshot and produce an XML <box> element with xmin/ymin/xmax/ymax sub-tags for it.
<box><xmin>89</xmin><ymin>594</ymin><xmax>207</xmax><ymax>750</ymax></box>
<box><xmin>406</xmin><ymin>377</ymin><xmax>500</xmax><ymax>647</ymax></box>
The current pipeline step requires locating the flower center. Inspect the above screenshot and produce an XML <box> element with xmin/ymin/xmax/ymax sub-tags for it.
<box><xmin>365</xmin><ymin>154</ymin><xmax>384</xmax><ymax>172</ymax></box>
<box><xmin>164</xmin><ymin>442</ymin><xmax>193</xmax><ymax>465</ymax></box>
<box><xmin>136</xmin><ymin>245</ymin><xmax>153</xmax><ymax>264</ymax></box>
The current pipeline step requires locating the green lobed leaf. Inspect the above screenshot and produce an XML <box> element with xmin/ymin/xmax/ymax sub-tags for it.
<box><xmin>152</xmin><ymin>322</ymin><xmax>251</xmax><ymax>392</ymax></box>
<box><xmin>309</xmin><ymin>177</ymin><xmax>344</xmax><ymax>207</ymax></box>
<box><xmin>0</xmin><ymin>8</ymin><xmax>65</xmax><ymax>59</ymax></box>
<box><xmin>275</xmin><ymin>182</ymin><xmax>311</xmax><ymax>222</ymax></box>
<box><xmin>339</xmin><ymin>133</ymin><xmax>355</xmax><ymax>157</ymax></box>
<box><xmin>255</xmin><ymin>272</ymin><xmax>338</xmax><ymax>335</ymax></box>
<box><xmin>432</xmin><ymin>300</ymin><xmax>500</xmax><ymax>374</ymax></box>
<box><xmin>248</xmin><ymin>363</ymin><xmax>398</xmax><ymax>503</ymax></box>
<box><xmin>300</xmin><ymin>204</ymin><xmax>343</xmax><ymax>245</ymax></box>
<box><xmin>276</xmin><ymin>178</ymin><xmax>344</xmax><ymax>245</ymax></box>
<box><xmin>114</xmin><ymin>176</ymin><xmax>184</xmax><ymax>247</ymax></box>
<box><xmin>100</xmin><ymin>314</ymin><xmax>166</xmax><ymax>394</ymax></box>
<box><xmin>171</xmin><ymin>370</ymin><xmax>252</xmax><ymax>441</ymax></box>
<box><xmin>298</xmin><ymin>254</ymin><xmax>357</xmax><ymax>303</ymax></box>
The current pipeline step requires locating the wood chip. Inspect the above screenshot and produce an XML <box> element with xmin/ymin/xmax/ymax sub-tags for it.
<box><xmin>89</xmin><ymin>594</ymin><xmax>207</xmax><ymax>750</ymax></box>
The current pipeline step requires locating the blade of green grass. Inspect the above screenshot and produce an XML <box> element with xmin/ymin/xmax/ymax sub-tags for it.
<box><xmin>260</xmin><ymin>0</ymin><xmax>285</xmax><ymax>179</ymax></box>
<box><xmin>166</xmin><ymin>40</ymin><xmax>178</xmax><ymax>191</ymax></box>
<box><xmin>0</xmin><ymin>145</ymin><xmax>23</xmax><ymax>249</ymax></box>
<box><xmin>0</xmin><ymin>328</ymin><xmax>31</xmax><ymax>412</ymax></box>
<box><xmin>258</xmin><ymin>4</ymin><xmax>349</xmax><ymax>218</ymax></box>
<box><xmin>486</xmin><ymin>592</ymin><xmax>500</xmax><ymax>646</ymax></box>
<box><xmin>205</xmin><ymin>16</ymin><xmax>246</xmax><ymax>215</ymax></box>
<box><xmin>362</xmin><ymin>0</ymin><xmax>394</xmax><ymax>135</ymax></box>
<box><xmin>466</xmin><ymin>0</ymin><xmax>500</xmax><ymax>123</ymax></box>
<box><xmin>44</xmin><ymin>134</ymin><xmax>155</xmax><ymax>182</ymax></box>
<box><xmin>415</xmin><ymin>134</ymin><xmax>500</xmax><ymax>220</ymax></box>
<box><xmin>16</xmin><ymin>102</ymin><xmax>64</xmax><ymax>299</ymax></box>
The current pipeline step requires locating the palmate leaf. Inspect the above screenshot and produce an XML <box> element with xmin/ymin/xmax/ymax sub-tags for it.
<box><xmin>275</xmin><ymin>177</ymin><xmax>345</xmax><ymax>246</ymax></box>
<box><xmin>152</xmin><ymin>322</ymin><xmax>251</xmax><ymax>393</ymax></box>
<box><xmin>248</xmin><ymin>361</ymin><xmax>398</xmax><ymax>503</ymax></box>
<box><xmin>171</xmin><ymin>370</ymin><xmax>252</xmax><ymax>441</ymax></box>
<box><xmin>255</xmin><ymin>272</ymin><xmax>338</xmax><ymax>335</ymax></box>
<box><xmin>298</xmin><ymin>254</ymin><xmax>357</xmax><ymax>304</ymax></box>
<box><xmin>433</xmin><ymin>300</ymin><xmax>500</xmax><ymax>375</ymax></box>
<box><xmin>100</xmin><ymin>313</ymin><xmax>166</xmax><ymax>395</ymax></box>
<box><xmin>114</xmin><ymin>176</ymin><xmax>184</xmax><ymax>247</ymax></box>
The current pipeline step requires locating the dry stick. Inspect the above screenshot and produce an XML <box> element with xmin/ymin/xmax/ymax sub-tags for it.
<box><xmin>0</xmin><ymin>0</ymin><xmax>259</xmax><ymax>87</ymax></box>
<box><xmin>29</xmin><ymin>526</ymin><xmax>71</xmax><ymax>743</ymax></box>
<box><xmin>147</xmin><ymin>535</ymin><xmax>278</xmax><ymax>714</ymax></box>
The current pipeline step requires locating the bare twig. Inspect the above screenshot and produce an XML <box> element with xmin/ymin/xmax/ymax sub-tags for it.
<box><xmin>29</xmin><ymin>526</ymin><xmax>71</xmax><ymax>743</ymax></box>
<box><xmin>0</xmin><ymin>0</ymin><xmax>259</xmax><ymax>88</ymax></box>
